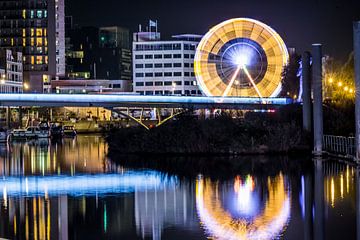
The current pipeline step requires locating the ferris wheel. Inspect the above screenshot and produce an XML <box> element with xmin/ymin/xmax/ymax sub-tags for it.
<box><xmin>194</xmin><ymin>18</ymin><xmax>289</xmax><ymax>98</ymax></box>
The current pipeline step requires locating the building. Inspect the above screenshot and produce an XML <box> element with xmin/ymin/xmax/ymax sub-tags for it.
<box><xmin>66</xmin><ymin>25</ymin><xmax>132</xmax><ymax>82</ymax></box>
<box><xmin>0</xmin><ymin>49</ymin><xmax>23</xmax><ymax>93</ymax></box>
<box><xmin>133</xmin><ymin>32</ymin><xmax>202</xmax><ymax>96</ymax></box>
<box><xmin>51</xmin><ymin>79</ymin><xmax>131</xmax><ymax>94</ymax></box>
<box><xmin>0</xmin><ymin>0</ymin><xmax>65</xmax><ymax>92</ymax></box>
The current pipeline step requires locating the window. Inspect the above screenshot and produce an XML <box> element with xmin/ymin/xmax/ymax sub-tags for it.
<box><xmin>155</xmin><ymin>82</ymin><xmax>163</xmax><ymax>86</ymax></box>
<box><xmin>155</xmin><ymin>91</ymin><xmax>163</xmax><ymax>95</ymax></box>
<box><xmin>185</xmin><ymin>90</ymin><xmax>190</xmax><ymax>95</ymax></box>
<box><xmin>191</xmin><ymin>90</ymin><xmax>197</xmax><ymax>94</ymax></box>
<box><xmin>184</xmin><ymin>54</ymin><xmax>190</xmax><ymax>59</ymax></box>
<box><xmin>145</xmin><ymin>63</ymin><xmax>153</xmax><ymax>68</ymax></box>
<box><xmin>184</xmin><ymin>72</ymin><xmax>190</xmax><ymax>77</ymax></box>
<box><xmin>135</xmin><ymin>64</ymin><xmax>143</xmax><ymax>68</ymax></box>
<box><xmin>154</xmin><ymin>63</ymin><xmax>162</xmax><ymax>68</ymax></box>
<box><xmin>185</xmin><ymin>81</ymin><xmax>190</xmax><ymax>85</ymax></box>
<box><xmin>173</xmin><ymin>63</ymin><xmax>182</xmax><ymax>68</ymax></box>
<box><xmin>164</xmin><ymin>72</ymin><xmax>172</xmax><ymax>77</ymax></box>
<box><xmin>154</xmin><ymin>54</ymin><xmax>162</xmax><ymax>59</ymax></box>
<box><xmin>184</xmin><ymin>63</ymin><xmax>190</xmax><ymax>67</ymax></box>
<box><xmin>145</xmin><ymin>73</ymin><xmax>154</xmax><ymax>77</ymax></box>
<box><xmin>135</xmin><ymin>73</ymin><xmax>144</xmax><ymax>77</ymax></box>
<box><xmin>136</xmin><ymin>91</ymin><xmax>144</xmax><ymax>95</ymax></box>
<box><xmin>174</xmin><ymin>90</ymin><xmax>182</xmax><ymax>94</ymax></box>
<box><xmin>173</xmin><ymin>44</ymin><xmax>181</xmax><ymax>50</ymax></box>
<box><xmin>175</xmin><ymin>81</ymin><xmax>182</xmax><ymax>85</ymax></box>
<box><xmin>155</xmin><ymin>72</ymin><xmax>163</xmax><ymax>77</ymax></box>
<box><xmin>135</xmin><ymin>55</ymin><xmax>143</xmax><ymax>59</ymax></box>
<box><xmin>145</xmin><ymin>91</ymin><xmax>154</xmax><ymax>95</ymax></box>
<box><xmin>174</xmin><ymin>72</ymin><xmax>182</xmax><ymax>77</ymax></box>
<box><xmin>164</xmin><ymin>63</ymin><xmax>172</xmax><ymax>68</ymax></box>
<box><xmin>164</xmin><ymin>81</ymin><xmax>172</xmax><ymax>86</ymax></box>
<box><xmin>113</xmin><ymin>84</ymin><xmax>121</xmax><ymax>88</ymax></box>
<box><xmin>136</xmin><ymin>82</ymin><xmax>144</xmax><ymax>86</ymax></box>
<box><xmin>145</xmin><ymin>82</ymin><xmax>154</xmax><ymax>86</ymax></box>
<box><xmin>164</xmin><ymin>54</ymin><xmax>172</xmax><ymax>59</ymax></box>
<box><xmin>145</xmin><ymin>54</ymin><xmax>153</xmax><ymax>59</ymax></box>
<box><xmin>191</xmin><ymin>72</ymin><xmax>195</xmax><ymax>77</ymax></box>
<box><xmin>173</xmin><ymin>54</ymin><xmax>181</xmax><ymax>58</ymax></box>
<box><xmin>191</xmin><ymin>54</ymin><xmax>195</xmax><ymax>58</ymax></box>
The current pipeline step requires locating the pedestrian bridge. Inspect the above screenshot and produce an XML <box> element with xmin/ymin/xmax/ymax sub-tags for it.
<box><xmin>0</xmin><ymin>94</ymin><xmax>292</xmax><ymax>110</ymax></box>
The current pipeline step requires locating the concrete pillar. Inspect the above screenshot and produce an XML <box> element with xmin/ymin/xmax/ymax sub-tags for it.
<box><xmin>302</xmin><ymin>51</ymin><xmax>312</xmax><ymax>132</ymax></box>
<box><xmin>314</xmin><ymin>158</ymin><xmax>324</xmax><ymax>240</ymax></box>
<box><xmin>312</xmin><ymin>44</ymin><xmax>323</xmax><ymax>155</ymax></box>
<box><xmin>18</xmin><ymin>107</ymin><xmax>23</xmax><ymax>128</ymax></box>
<box><xmin>5</xmin><ymin>107</ymin><xmax>10</xmax><ymax>129</ymax></box>
<box><xmin>49</xmin><ymin>108</ymin><xmax>53</xmax><ymax>122</ymax></box>
<box><xmin>354</xmin><ymin>21</ymin><xmax>360</xmax><ymax>160</ymax></box>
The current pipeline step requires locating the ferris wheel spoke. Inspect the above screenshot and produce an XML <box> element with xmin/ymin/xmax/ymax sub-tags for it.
<box><xmin>222</xmin><ymin>65</ymin><xmax>242</xmax><ymax>97</ymax></box>
<box><xmin>242</xmin><ymin>65</ymin><xmax>263</xmax><ymax>98</ymax></box>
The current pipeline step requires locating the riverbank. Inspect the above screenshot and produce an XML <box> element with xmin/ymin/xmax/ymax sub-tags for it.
<box><xmin>106</xmin><ymin>105</ymin><xmax>311</xmax><ymax>155</ymax></box>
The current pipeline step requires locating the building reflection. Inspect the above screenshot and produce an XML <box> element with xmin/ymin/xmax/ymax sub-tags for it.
<box><xmin>0</xmin><ymin>137</ymin><xmax>359</xmax><ymax>239</ymax></box>
<box><xmin>0</xmin><ymin>136</ymin><xmax>109</xmax><ymax>176</ymax></box>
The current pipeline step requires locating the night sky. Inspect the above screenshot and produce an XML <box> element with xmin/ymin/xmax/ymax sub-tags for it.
<box><xmin>66</xmin><ymin>0</ymin><xmax>360</xmax><ymax>61</ymax></box>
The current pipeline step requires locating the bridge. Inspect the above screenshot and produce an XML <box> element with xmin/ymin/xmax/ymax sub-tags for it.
<box><xmin>0</xmin><ymin>93</ymin><xmax>292</xmax><ymax>109</ymax></box>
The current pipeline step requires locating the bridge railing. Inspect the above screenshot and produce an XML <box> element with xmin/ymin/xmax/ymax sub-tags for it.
<box><xmin>323</xmin><ymin>135</ymin><xmax>355</xmax><ymax>157</ymax></box>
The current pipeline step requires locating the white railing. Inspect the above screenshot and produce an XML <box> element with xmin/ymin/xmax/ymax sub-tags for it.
<box><xmin>323</xmin><ymin>135</ymin><xmax>355</xmax><ymax>157</ymax></box>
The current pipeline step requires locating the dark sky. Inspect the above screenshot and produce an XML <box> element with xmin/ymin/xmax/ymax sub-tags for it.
<box><xmin>66</xmin><ymin>0</ymin><xmax>360</xmax><ymax>61</ymax></box>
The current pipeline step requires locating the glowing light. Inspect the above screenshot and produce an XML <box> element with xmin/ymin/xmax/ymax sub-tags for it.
<box><xmin>234</xmin><ymin>54</ymin><xmax>250</xmax><ymax>66</ymax></box>
<box><xmin>350</xmin><ymin>88</ymin><xmax>354</xmax><ymax>93</ymax></box>
<box><xmin>0</xmin><ymin>171</ymin><xmax>177</xmax><ymax>197</ymax></box>
<box><xmin>344</xmin><ymin>86</ymin><xmax>349</xmax><ymax>91</ymax></box>
<box><xmin>0</xmin><ymin>93</ymin><xmax>292</xmax><ymax>107</ymax></box>
<box><xmin>196</xmin><ymin>174</ymin><xmax>291</xmax><ymax>240</ymax></box>
<box><xmin>331</xmin><ymin>177</ymin><xmax>335</xmax><ymax>208</ymax></box>
<box><xmin>234</xmin><ymin>175</ymin><xmax>255</xmax><ymax>215</ymax></box>
<box><xmin>338</xmin><ymin>82</ymin><xmax>343</xmax><ymax>87</ymax></box>
<box><xmin>24</xmin><ymin>82</ymin><xmax>29</xmax><ymax>90</ymax></box>
<box><xmin>329</xmin><ymin>78</ymin><xmax>333</xmax><ymax>83</ymax></box>
<box><xmin>0</xmin><ymin>79</ymin><xmax>4</xmax><ymax>84</ymax></box>
<box><xmin>194</xmin><ymin>18</ymin><xmax>289</xmax><ymax>98</ymax></box>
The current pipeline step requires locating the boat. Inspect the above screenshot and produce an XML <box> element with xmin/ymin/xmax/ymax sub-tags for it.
<box><xmin>0</xmin><ymin>128</ymin><xmax>7</xmax><ymax>143</ymax></box>
<box><xmin>11</xmin><ymin>126</ymin><xmax>50</xmax><ymax>139</ymax></box>
<box><xmin>63</xmin><ymin>125</ymin><xmax>77</xmax><ymax>137</ymax></box>
<box><xmin>50</xmin><ymin>123</ymin><xmax>64</xmax><ymax>138</ymax></box>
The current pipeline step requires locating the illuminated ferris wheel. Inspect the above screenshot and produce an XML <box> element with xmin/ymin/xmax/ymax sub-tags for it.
<box><xmin>194</xmin><ymin>18</ymin><xmax>289</xmax><ymax>98</ymax></box>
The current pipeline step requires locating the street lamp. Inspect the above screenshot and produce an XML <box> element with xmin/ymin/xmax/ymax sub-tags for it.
<box><xmin>24</xmin><ymin>82</ymin><xmax>29</xmax><ymax>90</ymax></box>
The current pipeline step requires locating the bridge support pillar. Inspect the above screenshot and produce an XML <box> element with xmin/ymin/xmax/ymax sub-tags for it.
<box><xmin>354</xmin><ymin>21</ymin><xmax>360</xmax><ymax>161</ymax></box>
<box><xmin>5</xmin><ymin>107</ymin><xmax>10</xmax><ymax>129</ymax></box>
<box><xmin>18</xmin><ymin>107</ymin><xmax>23</xmax><ymax>128</ymax></box>
<box><xmin>302</xmin><ymin>51</ymin><xmax>312</xmax><ymax>133</ymax></box>
<box><xmin>312</xmin><ymin>44</ymin><xmax>323</xmax><ymax>155</ymax></box>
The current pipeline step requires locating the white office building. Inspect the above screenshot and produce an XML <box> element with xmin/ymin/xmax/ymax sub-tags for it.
<box><xmin>133</xmin><ymin>33</ymin><xmax>203</xmax><ymax>96</ymax></box>
<box><xmin>0</xmin><ymin>49</ymin><xmax>23</xmax><ymax>93</ymax></box>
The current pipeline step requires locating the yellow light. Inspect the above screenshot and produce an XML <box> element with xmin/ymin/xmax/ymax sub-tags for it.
<box><xmin>0</xmin><ymin>79</ymin><xmax>4</xmax><ymax>85</ymax></box>
<box><xmin>350</xmin><ymin>89</ymin><xmax>354</xmax><ymax>93</ymax></box>
<box><xmin>338</xmin><ymin>82</ymin><xmax>342</xmax><ymax>87</ymax></box>
<box><xmin>24</xmin><ymin>83</ymin><xmax>29</xmax><ymax>90</ymax></box>
<box><xmin>329</xmin><ymin>78</ymin><xmax>333</xmax><ymax>83</ymax></box>
<box><xmin>344</xmin><ymin>86</ymin><xmax>349</xmax><ymax>91</ymax></box>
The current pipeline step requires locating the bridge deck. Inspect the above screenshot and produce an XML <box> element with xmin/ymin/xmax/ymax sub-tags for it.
<box><xmin>0</xmin><ymin>94</ymin><xmax>293</xmax><ymax>109</ymax></box>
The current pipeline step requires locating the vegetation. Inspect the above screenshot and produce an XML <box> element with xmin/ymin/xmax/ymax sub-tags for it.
<box><xmin>106</xmin><ymin>105</ymin><xmax>309</xmax><ymax>155</ymax></box>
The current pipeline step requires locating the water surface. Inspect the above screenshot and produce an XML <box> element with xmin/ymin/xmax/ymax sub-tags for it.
<box><xmin>0</xmin><ymin>135</ymin><xmax>357</xmax><ymax>240</ymax></box>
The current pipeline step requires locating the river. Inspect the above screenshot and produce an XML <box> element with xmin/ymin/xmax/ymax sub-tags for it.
<box><xmin>0</xmin><ymin>135</ymin><xmax>357</xmax><ymax>239</ymax></box>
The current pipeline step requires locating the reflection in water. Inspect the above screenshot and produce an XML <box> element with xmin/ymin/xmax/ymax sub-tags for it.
<box><xmin>196</xmin><ymin>174</ymin><xmax>290</xmax><ymax>240</ymax></box>
<box><xmin>0</xmin><ymin>136</ymin><xmax>358</xmax><ymax>239</ymax></box>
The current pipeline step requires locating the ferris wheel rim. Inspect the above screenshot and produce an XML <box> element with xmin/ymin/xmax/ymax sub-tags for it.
<box><xmin>194</xmin><ymin>18</ymin><xmax>289</xmax><ymax>98</ymax></box>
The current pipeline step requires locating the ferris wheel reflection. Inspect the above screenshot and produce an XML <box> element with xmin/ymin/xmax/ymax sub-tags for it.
<box><xmin>196</xmin><ymin>174</ymin><xmax>291</xmax><ymax>240</ymax></box>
